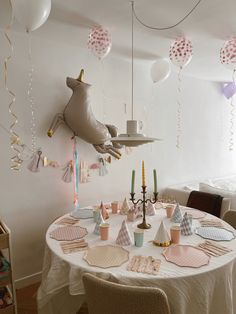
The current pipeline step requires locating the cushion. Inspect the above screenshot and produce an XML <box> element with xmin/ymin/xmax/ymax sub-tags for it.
<box><xmin>211</xmin><ymin>176</ymin><xmax>236</xmax><ymax>192</ymax></box>
<box><xmin>199</xmin><ymin>182</ymin><xmax>233</xmax><ymax>215</ymax></box>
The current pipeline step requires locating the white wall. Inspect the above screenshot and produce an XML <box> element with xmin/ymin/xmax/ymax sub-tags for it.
<box><xmin>0</xmin><ymin>25</ymin><xmax>236</xmax><ymax>282</ymax></box>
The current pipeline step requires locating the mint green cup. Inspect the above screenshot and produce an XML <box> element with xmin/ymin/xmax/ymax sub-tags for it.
<box><xmin>93</xmin><ymin>210</ymin><xmax>100</xmax><ymax>222</ymax></box>
<box><xmin>134</xmin><ymin>229</ymin><xmax>144</xmax><ymax>247</ymax></box>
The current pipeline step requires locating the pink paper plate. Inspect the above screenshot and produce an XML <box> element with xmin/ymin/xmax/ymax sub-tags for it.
<box><xmin>163</xmin><ymin>244</ymin><xmax>210</xmax><ymax>268</ymax></box>
<box><xmin>50</xmin><ymin>226</ymin><xmax>88</xmax><ymax>241</ymax></box>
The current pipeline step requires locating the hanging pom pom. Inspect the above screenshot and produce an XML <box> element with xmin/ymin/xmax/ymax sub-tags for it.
<box><xmin>27</xmin><ymin>150</ymin><xmax>42</xmax><ymax>172</ymax></box>
<box><xmin>62</xmin><ymin>161</ymin><xmax>73</xmax><ymax>183</ymax></box>
<box><xmin>98</xmin><ymin>157</ymin><xmax>108</xmax><ymax>176</ymax></box>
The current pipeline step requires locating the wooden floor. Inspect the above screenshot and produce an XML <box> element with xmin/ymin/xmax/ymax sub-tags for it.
<box><xmin>16</xmin><ymin>283</ymin><xmax>88</xmax><ymax>314</ymax></box>
<box><xmin>16</xmin><ymin>283</ymin><xmax>40</xmax><ymax>314</ymax></box>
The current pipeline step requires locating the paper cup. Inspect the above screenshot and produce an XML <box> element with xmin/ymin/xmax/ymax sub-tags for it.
<box><xmin>134</xmin><ymin>229</ymin><xmax>144</xmax><ymax>247</ymax></box>
<box><xmin>170</xmin><ymin>226</ymin><xmax>181</xmax><ymax>244</ymax></box>
<box><xmin>100</xmin><ymin>223</ymin><xmax>109</xmax><ymax>240</ymax></box>
<box><xmin>111</xmin><ymin>201</ymin><xmax>119</xmax><ymax>214</ymax></box>
<box><xmin>166</xmin><ymin>205</ymin><xmax>175</xmax><ymax>218</ymax></box>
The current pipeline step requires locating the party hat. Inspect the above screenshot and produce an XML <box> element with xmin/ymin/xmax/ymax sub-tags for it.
<box><xmin>116</xmin><ymin>220</ymin><xmax>132</xmax><ymax>246</ymax></box>
<box><xmin>93</xmin><ymin>211</ymin><xmax>105</xmax><ymax>235</ymax></box>
<box><xmin>100</xmin><ymin>201</ymin><xmax>109</xmax><ymax>220</ymax></box>
<box><xmin>153</xmin><ymin>221</ymin><xmax>171</xmax><ymax>247</ymax></box>
<box><xmin>120</xmin><ymin>198</ymin><xmax>130</xmax><ymax>215</ymax></box>
<box><xmin>180</xmin><ymin>212</ymin><xmax>192</xmax><ymax>235</ymax></box>
<box><xmin>171</xmin><ymin>203</ymin><xmax>182</xmax><ymax>223</ymax></box>
<box><xmin>127</xmin><ymin>207</ymin><xmax>136</xmax><ymax>222</ymax></box>
<box><xmin>146</xmin><ymin>203</ymin><xmax>156</xmax><ymax>216</ymax></box>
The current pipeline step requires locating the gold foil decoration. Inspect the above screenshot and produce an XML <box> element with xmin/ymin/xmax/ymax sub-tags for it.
<box><xmin>27</xmin><ymin>31</ymin><xmax>37</xmax><ymax>154</ymax></box>
<box><xmin>4</xmin><ymin>5</ymin><xmax>23</xmax><ymax>170</ymax></box>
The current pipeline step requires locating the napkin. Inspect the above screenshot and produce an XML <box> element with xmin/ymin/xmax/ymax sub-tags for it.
<box><xmin>200</xmin><ymin>219</ymin><xmax>223</xmax><ymax>228</ymax></box>
<box><xmin>127</xmin><ymin>255</ymin><xmax>161</xmax><ymax>275</ymax></box>
<box><xmin>55</xmin><ymin>217</ymin><xmax>80</xmax><ymax>225</ymax></box>
<box><xmin>198</xmin><ymin>240</ymin><xmax>232</xmax><ymax>256</ymax></box>
<box><xmin>60</xmin><ymin>239</ymin><xmax>88</xmax><ymax>254</ymax></box>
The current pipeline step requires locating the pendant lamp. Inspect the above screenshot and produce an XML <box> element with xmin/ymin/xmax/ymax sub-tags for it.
<box><xmin>111</xmin><ymin>1</ymin><xmax>159</xmax><ymax>147</ymax></box>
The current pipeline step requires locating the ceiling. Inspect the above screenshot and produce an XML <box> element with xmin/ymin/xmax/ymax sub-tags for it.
<box><xmin>1</xmin><ymin>0</ymin><xmax>236</xmax><ymax>81</ymax></box>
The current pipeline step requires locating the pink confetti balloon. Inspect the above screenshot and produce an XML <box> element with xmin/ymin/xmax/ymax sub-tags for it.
<box><xmin>220</xmin><ymin>38</ymin><xmax>236</xmax><ymax>71</ymax></box>
<box><xmin>169</xmin><ymin>37</ymin><xmax>193</xmax><ymax>68</ymax></box>
<box><xmin>87</xmin><ymin>25</ymin><xmax>112</xmax><ymax>60</ymax></box>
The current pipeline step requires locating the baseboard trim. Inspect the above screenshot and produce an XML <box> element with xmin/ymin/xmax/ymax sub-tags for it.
<box><xmin>15</xmin><ymin>272</ymin><xmax>42</xmax><ymax>289</ymax></box>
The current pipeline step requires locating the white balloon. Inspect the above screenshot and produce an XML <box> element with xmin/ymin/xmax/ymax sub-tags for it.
<box><xmin>11</xmin><ymin>0</ymin><xmax>51</xmax><ymax>32</ymax></box>
<box><xmin>151</xmin><ymin>59</ymin><xmax>171</xmax><ymax>83</ymax></box>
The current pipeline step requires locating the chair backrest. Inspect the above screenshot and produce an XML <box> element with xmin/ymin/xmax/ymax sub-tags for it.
<box><xmin>186</xmin><ymin>190</ymin><xmax>223</xmax><ymax>218</ymax></box>
<box><xmin>223</xmin><ymin>210</ymin><xmax>236</xmax><ymax>229</ymax></box>
<box><xmin>82</xmin><ymin>273</ymin><xmax>170</xmax><ymax>314</ymax></box>
<box><xmin>162</xmin><ymin>187</ymin><xmax>230</xmax><ymax>218</ymax></box>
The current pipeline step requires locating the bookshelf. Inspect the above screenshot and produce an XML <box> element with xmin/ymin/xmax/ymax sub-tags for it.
<box><xmin>0</xmin><ymin>221</ymin><xmax>16</xmax><ymax>313</ymax></box>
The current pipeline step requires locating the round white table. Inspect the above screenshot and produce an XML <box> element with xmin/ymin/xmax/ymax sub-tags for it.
<box><xmin>38</xmin><ymin>206</ymin><xmax>236</xmax><ymax>314</ymax></box>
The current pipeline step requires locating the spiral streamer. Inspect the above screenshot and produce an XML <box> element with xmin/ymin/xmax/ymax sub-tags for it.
<box><xmin>176</xmin><ymin>67</ymin><xmax>183</xmax><ymax>149</ymax></box>
<box><xmin>27</xmin><ymin>32</ymin><xmax>37</xmax><ymax>154</ymax></box>
<box><xmin>229</xmin><ymin>70</ymin><xmax>236</xmax><ymax>151</ymax></box>
<box><xmin>4</xmin><ymin>11</ymin><xmax>23</xmax><ymax>170</ymax></box>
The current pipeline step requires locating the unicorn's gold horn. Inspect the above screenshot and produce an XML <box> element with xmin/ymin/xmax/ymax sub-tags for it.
<box><xmin>77</xmin><ymin>69</ymin><xmax>84</xmax><ymax>82</ymax></box>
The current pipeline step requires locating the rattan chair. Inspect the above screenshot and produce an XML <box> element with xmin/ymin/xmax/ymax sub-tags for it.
<box><xmin>223</xmin><ymin>210</ymin><xmax>236</xmax><ymax>229</ymax></box>
<box><xmin>82</xmin><ymin>273</ymin><xmax>170</xmax><ymax>314</ymax></box>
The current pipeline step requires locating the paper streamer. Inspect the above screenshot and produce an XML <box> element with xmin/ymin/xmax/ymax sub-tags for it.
<box><xmin>229</xmin><ymin>70</ymin><xmax>236</xmax><ymax>151</ymax></box>
<box><xmin>27</xmin><ymin>31</ymin><xmax>37</xmax><ymax>154</ymax></box>
<box><xmin>73</xmin><ymin>137</ymin><xmax>80</xmax><ymax>208</ymax></box>
<box><xmin>176</xmin><ymin>67</ymin><xmax>183</xmax><ymax>149</ymax></box>
<box><xmin>4</xmin><ymin>9</ymin><xmax>23</xmax><ymax>170</ymax></box>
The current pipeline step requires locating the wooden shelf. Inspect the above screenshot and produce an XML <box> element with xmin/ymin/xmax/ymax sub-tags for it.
<box><xmin>0</xmin><ymin>225</ymin><xmax>9</xmax><ymax>250</ymax></box>
<box><xmin>0</xmin><ymin>304</ymin><xmax>15</xmax><ymax>314</ymax></box>
<box><xmin>0</xmin><ymin>221</ymin><xmax>17</xmax><ymax>314</ymax></box>
<box><xmin>0</xmin><ymin>273</ymin><xmax>11</xmax><ymax>288</ymax></box>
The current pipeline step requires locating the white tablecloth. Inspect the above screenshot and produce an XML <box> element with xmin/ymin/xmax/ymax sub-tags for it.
<box><xmin>37</xmin><ymin>206</ymin><xmax>236</xmax><ymax>314</ymax></box>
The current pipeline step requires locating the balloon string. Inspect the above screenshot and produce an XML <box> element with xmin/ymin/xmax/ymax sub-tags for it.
<box><xmin>100</xmin><ymin>60</ymin><xmax>107</xmax><ymax>123</ymax></box>
<box><xmin>176</xmin><ymin>67</ymin><xmax>183</xmax><ymax>149</ymax></box>
<box><xmin>229</xmin><ymin>70</ymin><xmax>236</xmax><ymax>151</ymax></box>
<box><xmin>4</xmin><ymin>9</ymin><xmax>23</xmax><ymax>170</ymax></box>
<box><xmin>27</xmin><ymin>31</ymin><xmax>37</xmax><ymax>154</ymax></box>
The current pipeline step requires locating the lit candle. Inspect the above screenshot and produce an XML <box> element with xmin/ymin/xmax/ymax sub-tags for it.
<box><xmin>153</xmin><ymin>169</ymin><xmax>157</xmax><ymax>193</ymax></box>
<box><xmin>142</xmin><ymin>160</ymin><xmax>146</xmax><ymax>186</ymax></box>
<box><xmin>131</xmin><ymin>170</ymin><xmax>135</xmax><ymax>193</ymax></box>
